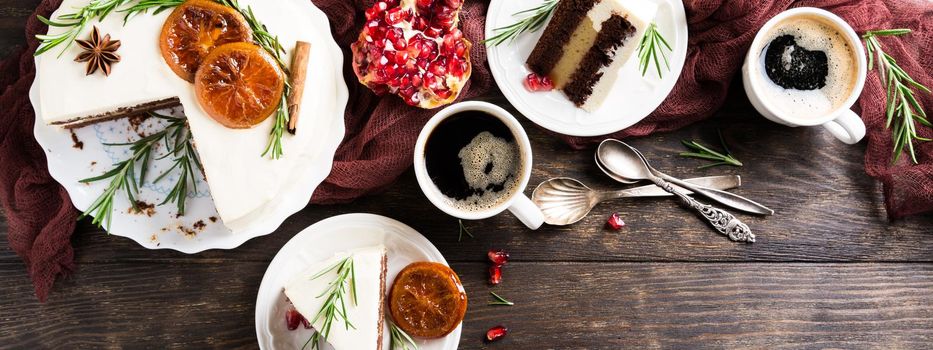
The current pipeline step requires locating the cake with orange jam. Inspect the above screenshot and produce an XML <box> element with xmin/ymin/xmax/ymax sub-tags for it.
<box><xmin>32</xmin><ymin>0</ymin><xmax>339</xmax><ymax>233</ymax></box>
<box><xmin>526</xmin><ymin>0</ymin><xmax>657</xmax><ymax>111</ymax></box>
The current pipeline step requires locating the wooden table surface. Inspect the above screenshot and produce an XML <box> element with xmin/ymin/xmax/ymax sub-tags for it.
<box><xmin>3</xmin><ymin>1</ymin><xmax>933</xmax><ymax>349</ymax></box>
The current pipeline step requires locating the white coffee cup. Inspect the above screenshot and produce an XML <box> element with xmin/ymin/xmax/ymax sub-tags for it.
<box><xmin>742</xmin><ymin>7</ymin><xmax>867</xmax><ymax>144</ymax></box>
<box><xmin>414</xmin><ymin>101</ymin><xmax>544</xmax><ymax>230</ymax></box>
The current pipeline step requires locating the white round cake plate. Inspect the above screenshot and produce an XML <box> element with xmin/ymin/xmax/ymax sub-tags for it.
<box><xmin>486</xmin><ymin>0</ymin><xmax>689</xmax><ymax>137</ymax></box>
<box><xmin>30</xmin><ymin>0</ymin><xmax>348</xmax><ymax>253</ymax></box>
<box><xmin>255</xmin><ymin>213</ymin><xmax>461</xmax><ymax>350</ymax></box>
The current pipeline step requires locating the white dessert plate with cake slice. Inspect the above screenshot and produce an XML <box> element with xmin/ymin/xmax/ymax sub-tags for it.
<box><xmin>254</xmin><ymin>213</ymin><xmax>461</xmax><ymax>350</ymax></box>
<box><xmin>30</xmin><ymin>0</ymin><xmax>348</xmax><ymax>253</ymax></box>
<box><xmin>486</xmin><ymin>0</ymin><xmax>688</xmax><ymax>137</ymax></box>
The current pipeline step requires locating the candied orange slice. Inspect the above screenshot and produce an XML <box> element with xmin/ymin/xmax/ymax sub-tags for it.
<box><xmin>194</xmin><ymin>42</ymin><xmax>285</xmax><ymax>129</ymax></box>
<box><xmin>160</xmin><ymin>0</ymin><xmax>253</xmax><ymax>82</ymax></box>
<box><xmin>389</xmin><ymin>262</ymin><xmax>467</xmax><ymax>338</ymax></box>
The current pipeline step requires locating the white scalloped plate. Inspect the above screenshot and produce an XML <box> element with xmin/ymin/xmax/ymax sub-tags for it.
<box><xmin>30</xmin><ymin>0</ymin><xmax>348</xmax><ymax>253</ymax></box>
<box><xmin>486</xmin><ymin>0</ymin><xmax>688</xmax><ymax>137</ymax></box>
<box><xmin>255</xmin><ymin>214</ymin><xmax>461</xmax><ymax>350</ymax></box>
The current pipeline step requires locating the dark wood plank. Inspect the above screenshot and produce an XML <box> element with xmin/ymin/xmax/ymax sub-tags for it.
<box><xmin>2</xmin><ymin>262</ymin><xmax>931</xmax><ymax>349</ymax></box>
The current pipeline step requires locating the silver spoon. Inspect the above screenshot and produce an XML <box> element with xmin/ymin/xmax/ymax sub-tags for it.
<box><xmin>597</xmin><ymin>140</ymin><xmax>774</xmax><ymax>216</ymax></box>
<box><xmin>597</xmin><ymin>140</ymin><xmax>757</xmax><ymax>242</ymax></box>
<box><xmin>595</xmin><ymin>153</ymin><xmax>637</xmax><ymax>184</ymax></box>
<box><xmin>532</xmin><ymin>175</ymin><xmax>741</xmax><ymax>226</ymax></box>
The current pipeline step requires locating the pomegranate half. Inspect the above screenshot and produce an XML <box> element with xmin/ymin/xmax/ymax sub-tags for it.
<box><xmin>351</xmin><ymin>0</ymin><xmax>472</xmax><ymax>109</ymax></box>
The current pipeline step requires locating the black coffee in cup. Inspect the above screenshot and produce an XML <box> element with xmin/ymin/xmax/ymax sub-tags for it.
<box><xmin>752</xmin><ymin>15</ymin><xmax>859</xmax><ymax>120</ymax></box>
<box><xmin>424</xmin><ymin>110</ymin><xmax>524</xmax><ymax>212</ymax></box>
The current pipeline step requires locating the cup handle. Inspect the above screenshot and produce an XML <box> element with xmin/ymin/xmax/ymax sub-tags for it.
<box><xmin>822</xmin><ymin>110</ymin><xmax>866</xmax><ymax>144</ymax></box>
<box><xmin>508</xmin><ymin>194</ymin><xmax>544</xmax><ymax>230</ymax></box>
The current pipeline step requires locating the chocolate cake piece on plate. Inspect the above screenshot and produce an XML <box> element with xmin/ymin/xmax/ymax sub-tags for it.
<box><xmin>527</xmin><ymin>0</ymin><xmax>657</xmax><ymax>111</ymax></box>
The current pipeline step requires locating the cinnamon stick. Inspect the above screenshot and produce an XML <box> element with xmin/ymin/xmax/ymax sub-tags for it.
<box><xmin>287</xmin><ymin>41</ymin><xmax>311</xmax><ymax>134</ymax></box>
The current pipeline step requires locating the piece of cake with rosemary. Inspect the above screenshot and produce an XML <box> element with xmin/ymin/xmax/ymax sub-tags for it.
<box><xmin>284</xmin><ymin>245</ymin><xmax>388</xmax><ymax>350</ymax></box>
<box><xmin>526</xmin><ymin>0</ymin><xmax>657</xmax><ymax>111</ymax></box>
<box><xmin>32</xmin><ymin>0</ymin><xmax>327</xmax><ymax>233</ymax></box>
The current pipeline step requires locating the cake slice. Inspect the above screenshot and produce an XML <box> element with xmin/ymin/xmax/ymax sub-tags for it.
<box><xmin>526</xmin><ymin>0</ymin><xmax>657</xmax><ymax>111</ymax></box>
<box><xmin>284</xmin><ymin>245</ymin><xmax>388</xmax><ymax>350</ymax></box>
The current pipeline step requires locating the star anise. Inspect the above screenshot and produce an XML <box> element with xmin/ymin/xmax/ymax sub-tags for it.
<box><xmin>74</xmin><ymin>26</ymin><xmax>121</xmax><ymax>76</ymax></box>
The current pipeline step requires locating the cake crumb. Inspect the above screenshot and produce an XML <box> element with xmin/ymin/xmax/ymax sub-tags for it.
<box><xmin>70</xmin><ymin>130</ymin><xmax>84</xmax><ymax>150</ymax></box>
<box><xmin>193</xmin><ymin>220</ymin><xmax>206</xmax><ymax>231</ymax></box>
<box><xmin>178</xmin><ymin>225</ymin><xmax>197</xmax><ymax>238</ymax></box>
<box><xmin>128</xmin><ymin>114</ymin><xmax>151</xmax><ymax>137</ymax></box>
<box><xmin>209</xmin><ymin>216</ymin><xmax>218</xmax><ymax>223</ymax></box>
<box><xmin>129</xmin><ymin>201</ymin><xmax>156</xmax><ymax>217</ymax></box>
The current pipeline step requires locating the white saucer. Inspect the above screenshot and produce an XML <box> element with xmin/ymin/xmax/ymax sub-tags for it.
<box><xmin>254</xmin><ymin>214</ymin><xmax>461</xmax><ymax>350</ymax></box>
<box><xmin>486</xmin><ymin>0</ymin><xmax>688</xmax><ymax>137</ymax></box>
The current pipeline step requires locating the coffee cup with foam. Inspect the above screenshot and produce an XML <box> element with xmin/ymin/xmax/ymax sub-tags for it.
<box><xmin>742</xmin><ymin>7</ymin><xmax>867</xmax><ymax>144</ymax></box>
<box><xmin>414</xmin><ymin>101</ymin><xmax>545</xmax><ymax>230</ymax></box>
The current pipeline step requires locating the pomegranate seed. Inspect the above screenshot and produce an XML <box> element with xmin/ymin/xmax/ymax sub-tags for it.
<box><xmin>425</xmin><ymin>26</ymin><xmax>442</xmax><ymax>37</ymax></box>
<box><xmin>285</xmin><ymin>307</ymin><xmax>310</xmax><ymax>331</ymax></box>
<box><xmin>417</xmin><ymin>0</ymin><xmax>433</xmax><ymax>8</ymax></box>
<box><xmin>435</xmin><ymin>88</ymin><xmax>452</xmax><ymax>99</ymax></box>
<box><xmin>445</xmin><ymin>0</ymin><xmax>462</xmax><ymax>8</ymax></box>
<box><xmin>487</xmin><ymin>249</ymin><xmax>509</xmax><ymax>265</ymax></box>
<box><xmin>488</xmin><ymin>265</ymin><xmax>502</xmax><ymax>285</ymax></box>
<box><xmin>485</xmin><ymin>325</ymin><xmax>508</xmax><ymax>342</ymax></box>
<box><xmin>523</xmin><ymin>73</ymin><xmax>554</xmax><ymax>92</ymax></box>
<box><xmin>385</xmin><ymin>7</ymin><xmax>404</xmax><ymax>25</ymax></box>
<box><xmin>606</xmin><ymin>212</ymin><xmax>626</xmax><ymax>230</ymax></box>
<box><xmin>412</xmin><ymin>17</ymin><xmax>428</xmax><ymax>31</ymax></box>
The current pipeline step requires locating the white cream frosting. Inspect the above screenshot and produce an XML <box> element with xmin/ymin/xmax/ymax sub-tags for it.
<box><xmin>284</xmin><ymin>245</ymin><xmax>386</xmax><ymax>350</ymax></box>
<box><xmin>35</xmin><ymin>0</ymin><xmax>340</xmax><ymax>233</ymax></box>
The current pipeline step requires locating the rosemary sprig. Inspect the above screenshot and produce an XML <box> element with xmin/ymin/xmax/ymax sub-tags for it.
<box><xmin>217</xmin><ymin>0</ymin><xmax>292</xmax><ymax>159</ymax></box>
<box><xmin>78</xmin><ymin>113</ymin><xmax>190</xmax><ymax>229</ymax></box>
<box><xmin>153</xmin><ymin>120</ymin><xmax>202</xmax><ymax>215</ymax></box>
<box><xmin>35</xmin><ymin>0</ymin><xmax>135</xmax><ymax>57</ymax></box>
<box><xmin>388</xmin><ymin>319</ymin><xmax>419</xmax><ymax>350</ymax></box>
<box><xmin>488</xmin><ymin>292</ymin><xmax>514</xmax><ymax>306</ymax></box>
<box><xmin>679</xmin><ymin>131</ymin><xmax>743</xmax><ymax>169</ymax></box>
<box><xmin>302</xmin><ymin>256</ymin><xmax>358</xmax><ymax>350</ymax></box>
<box><xmin>637</xmin><ymin>22</ymin><xmax>672</xmax><ymax>78</ymax></box>
<box><xmin>120</xmin><ymin>0</ymin><xmax>184</xmax><ymax>22</ymax></box>
<box><xmin>482</xmin><ymin>0</ymin><xmax>558</xmax><ymax>47</ymax></box>
<box><xmin>458</xmin><ymin>219</ymin><xmax>474</xmax><ymax>242</ymax></box>
<box><xmin>862</xmin><ymin>29</ymin><xmax>931</xmax><ymax>164</ymax></box>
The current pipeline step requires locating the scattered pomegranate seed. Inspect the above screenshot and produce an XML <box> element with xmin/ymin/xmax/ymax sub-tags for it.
<box><xmin>485</xmin><ymin>325</ymin><xmax>508</xmax><ymax>342</ymax></box>
<box><xmin>488</xmin><ymin>265</ymin><xmax>502</xmax><ymax>285</ymax></box>
<box><xmin>285</xmin><ymin>307</ymin><xmax>310</xmax><ymax>331</ymax></box>
<box><xmin>523</xmin><ymin>73</ymin><xmax>554</xmax><ymax>92</ymax></box>
<box><xmin>487</xmin><ymin>249</ymin><xmax>510</xmax><ymax>265</ymax></box>
<box><xmin>606</xmin><ymin>212</ymin><xmax>626</xmax><ymax>230</ymax></box>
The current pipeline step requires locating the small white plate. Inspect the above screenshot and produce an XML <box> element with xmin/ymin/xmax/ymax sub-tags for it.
<box><xmin>29</xmin><ymin>0</ymin><xmax>348</xmax><ymax>253</ymax></box>
<box><xmin>254</xmin><ymin>213</ymin><xmax>461</xmax><ymax>350</ymax></box>
<box><xmin>486</xmin><ymin>0</ymin><xmax>688</xmax><ymax>137</ymax></box>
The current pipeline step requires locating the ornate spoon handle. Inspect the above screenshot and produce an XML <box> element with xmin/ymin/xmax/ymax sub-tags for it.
<box><xmin>657</xmin><ymin>178</ymin><xmax>755</xmax><ymax>243</ymax></box>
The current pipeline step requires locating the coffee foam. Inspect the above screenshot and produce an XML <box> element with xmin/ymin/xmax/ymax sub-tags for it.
<box><xmin>444</xmin><ymin>131</ymin><xmax>522</xmax><ymax>212</ymax></box>
<box><xmin>753</xmin><ymin>16</ymin><xmax>858</xmax><ymax>120</ymax></box>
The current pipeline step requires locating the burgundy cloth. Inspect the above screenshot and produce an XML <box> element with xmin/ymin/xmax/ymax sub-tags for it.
<box><xmin>1</xmin><ymin>0</ymin><xmax>931</xmax><ymax>301</ymax></box>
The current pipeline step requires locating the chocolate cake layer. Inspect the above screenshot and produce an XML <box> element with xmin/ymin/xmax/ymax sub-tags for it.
<box><xmin>563</xmin><ymin>14</ymin><xmax>634</xmax><ymax>106</ymax></box>
<box><xmin>55</xmin><ymin>97</ymin><xmax>181</xmax><ymax>129</ymax></box>
<box><xmin>526</xmin><ymin>0</ymin><xmax>599</xmax><ymax>75</ymax></box>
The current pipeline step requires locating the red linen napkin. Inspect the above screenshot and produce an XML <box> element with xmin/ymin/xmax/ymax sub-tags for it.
<box><xmin>1</xmin><ymin>0</ymin><xmax>931</xmax><ymax>302</ymax></box>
